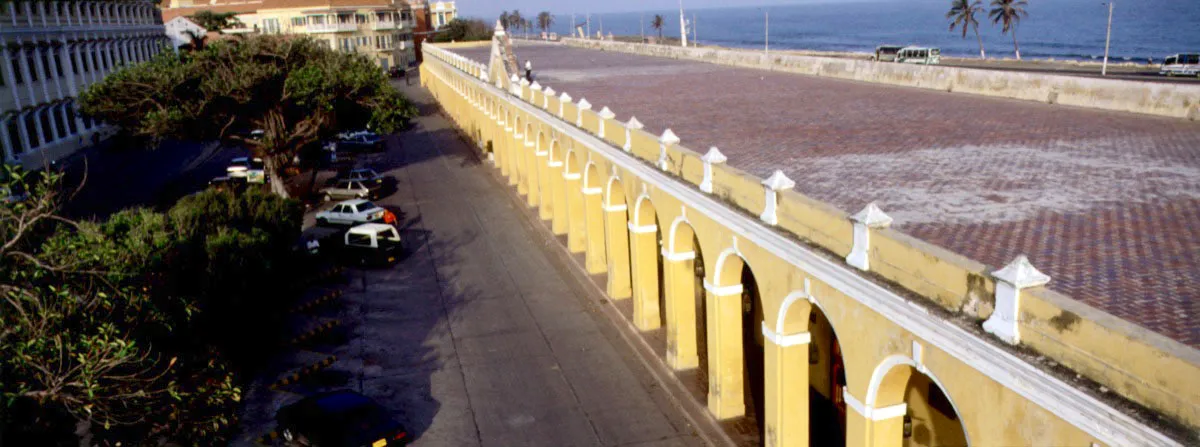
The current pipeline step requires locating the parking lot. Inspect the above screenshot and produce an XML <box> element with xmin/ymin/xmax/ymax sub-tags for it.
<box><xmin>232</xmin><ymin>77</ymin><xmax>705</xmax><ymax>446</ymax></box>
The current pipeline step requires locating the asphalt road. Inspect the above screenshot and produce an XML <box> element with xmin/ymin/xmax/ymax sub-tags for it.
<box><xmin>233</xmin><ymin>76</ymin><xmax>704</xmax><ymax>446</ymax></box>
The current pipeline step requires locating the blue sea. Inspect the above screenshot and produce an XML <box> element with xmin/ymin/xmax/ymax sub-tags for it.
<box><xmin>534</xmin><ymin>0</ymin><xmax>1200</xmax><ymax>62</ymax></box>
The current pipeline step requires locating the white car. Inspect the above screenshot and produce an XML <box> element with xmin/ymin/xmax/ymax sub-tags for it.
<box><xmin>320</xmin><ymin>178</ymin><xmax>374</xmax><ymax>201</ymax></box>
<box><xmin>315</xmin><ymin>199</ymin><xmax>387</xmax><ymax>227</ymax></box>
<box><xmin>342</xmin><ymin>223</ymin><xmax>403</xmax><ymax>265</ymax></box>
<box><xmin>227</xmin><ymin>157</ymin><xmax>267</xmax><ymax>184</ymax></box>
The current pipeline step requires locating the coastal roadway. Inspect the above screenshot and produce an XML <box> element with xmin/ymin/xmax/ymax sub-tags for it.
<box><xmin>451</xmin><ymin>41</ymin><xmax>1200</xmax><ymax>350</ymax></box>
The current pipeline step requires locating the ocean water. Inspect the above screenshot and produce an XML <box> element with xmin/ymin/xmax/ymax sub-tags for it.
<box><xmin>537</xmin><ymin>0</ymin><xmax>1200</xmax><ymax>62</ymax></box>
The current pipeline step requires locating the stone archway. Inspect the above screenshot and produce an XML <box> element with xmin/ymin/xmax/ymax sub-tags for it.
<box><xmin>705</xmin><ymin>250</ymin><xmax>765</xmax><ymax>429</ymax></box>
<box><xmin>863</xmin><ymin>358</ymin><xmax>969</xmax><ymax>447</ymax></box>
<box><xmin>603</xmin><ymin>176</ymin><xmax>632</xmax><ymax>299</ymax></box>
<box><xmin>582</xmin><ymin>162</ymin><xmax>607</xmax><ymax>273</ymax></box>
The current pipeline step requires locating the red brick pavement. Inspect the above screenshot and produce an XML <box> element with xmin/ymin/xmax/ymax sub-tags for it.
<box><xmin>451</xmin><ymin>44</ymin><xmax>1200</xmax><ymax>348</ymax></box>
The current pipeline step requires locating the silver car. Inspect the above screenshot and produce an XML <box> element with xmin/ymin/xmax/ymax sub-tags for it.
<box><xmin>321</xmin><ymin>179</ymin><xmax>373</xmax><ymax>201</ymax></box>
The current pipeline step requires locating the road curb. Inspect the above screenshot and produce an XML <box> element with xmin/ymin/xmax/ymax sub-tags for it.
<box><xmin>268</xmin><ymin>355</ymin><xmax>338</xmax><ymax>390</ymax></box>
<box><xmin>288</xmin><ymin>290</ymin><xmax>343</xmax><ymax>314</ymax></box>
<box><xmin>288</xmin><ymin>320</ymin><xmax>342</xmax><ymax>346</ymax></box>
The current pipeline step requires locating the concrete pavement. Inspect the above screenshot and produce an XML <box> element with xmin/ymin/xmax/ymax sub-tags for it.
<box><xmin>234</xmin><ymin>77</ymin><xmax>704</xmax><ymax>446</ymax></box>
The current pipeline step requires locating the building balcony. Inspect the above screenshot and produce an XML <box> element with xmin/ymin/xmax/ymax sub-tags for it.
<box><xmin>371</xmin><ymin>21</ymin><xmax>400</xmax><ymax>30</ymax></box>
<box><xmin>305</xmin><ymin>23</ymin><xmax>358</xmax><ymax>33</ymax></box>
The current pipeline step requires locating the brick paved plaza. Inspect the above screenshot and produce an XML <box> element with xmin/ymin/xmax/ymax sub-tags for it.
<box><xmin>453</xmin><ymin>43</ymin><xmax>1200</xmax><ymax>348</ymax></box>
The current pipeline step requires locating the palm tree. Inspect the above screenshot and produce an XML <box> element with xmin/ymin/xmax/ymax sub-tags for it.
<box><xmin>651</xmin><ymin>14</ymin><xmax>664</xmax><ymax>43</ymax></box>
<box><xmin>948</xmin><ymin>0</ymin><xmax>986</xmax><ymax>59</ymax></box>
<box><xmin>989</xmin><ymin>0</ymin><xmax>1028</xmax><ymax>60</ymax></box>
<box><xmin>537</xmin><ymin>11</ymin><xmax>554</xmax><ymax>35</ymax></box>
<box><xmin>499</xmin><ymin>11</ymin><xmax>510</xmax><ymax>29</ymax></box>
<box><xmin>508</xmin><ymin>10</ymin><xmax>523</xmax><ymax>34</ymax></box>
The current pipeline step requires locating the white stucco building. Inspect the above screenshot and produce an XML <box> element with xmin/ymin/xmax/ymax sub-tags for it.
<box><xmin>2</xmin><ymin>0</ymin><xmax>169</xmax><ymax>169</ymax></box>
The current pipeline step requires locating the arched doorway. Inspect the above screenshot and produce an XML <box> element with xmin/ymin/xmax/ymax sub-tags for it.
<box><xmin>602</xmin><ymin>176</ymin><xmax>632</xmax><ymax>299</ymax></box>
<box><xmin>868</xmin><ymin>360</ymin><xmax>969</xmax><ymax>447</ymax></box>
<box><xmin>629</xmin><ymin>196</ymin><xmax>661</xmax><ymax>331</ymax></box>
<box><xmin>741</xmin><ymin>267</ymin><xmax>765</xmax><ymax>442</ymax></box>
<box><xmin>810</xmin><ymin>306</ymin><xmax>847</xmax><ymax>446</ymax></box>
<box><xmin>706</xmin><ymin>252</ymin><xmax>764</xmax><ymax>444</ymax></box>
<box><xmin>582</xmin><ymin>163</ymin><xmax>607</xmax><ymax>274</ymax></box>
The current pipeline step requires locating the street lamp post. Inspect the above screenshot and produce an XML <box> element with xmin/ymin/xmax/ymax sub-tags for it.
<box><xmin>1102</xmin><ymin>1</ymin><xmax>1114</xmax><ymax>76</ymax></box>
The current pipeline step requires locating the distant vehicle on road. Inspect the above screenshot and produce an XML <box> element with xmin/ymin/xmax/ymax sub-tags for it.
<box><xmin>321</xmin><ymin>178</ymin><xmax>376</xmax><ymax>201</ymax></box>
<box><xmin>227</xmin><ymin>157</ymin><xmax>267</xmax><ymax>184</ymax></box>
<box><xmin>276</xmin><ymin>389</ymin><xmax>408</xmax><ymax>446</ymax></box>
<box><xmin>896</xmin><ymin>46</ymin><xmax>940</xmax><ymax>65</ymax></box>
<box><xmin>872</xmin><ymin>45</ymin><xmax>904</xmax><ymax>62</ymax></box>
<box><xmin>332</xmin><ymin>131</ymin><xmax>384</xmax><ymax>153</ymax></box>
<box><xmin>315</xmin><ymin>199</ymin><xmax>389</xmax><ymax>226</ymax></box>
<box><xmin>343</xmin><ymin>223</ymin><xmax>404</xmax><ymax>266</ymax></box>
<box><xmin>1160</xmin><ymin>53</ymin><xmax>1200</xmax><ymax>76</ymax></box>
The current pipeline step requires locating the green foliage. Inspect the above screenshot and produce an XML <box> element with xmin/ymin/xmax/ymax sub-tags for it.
<box><xmin>429</xmin><ymin>18</ymin><xmax>493</xmax><ymax>42</ymax></box>
<box><xmin>78</xmin><ymin>35</ymin><xmax>416</xmax><ymax>173</ymax></box>
<box><xmin>189</xmin><ymin>10</ymin><xmax>242</xmax><ymax>32</ymax></box>
<box><xmin>1</xmin><ymin>171</ymin><xmax>303</xmax><ymax>445</ymax></box>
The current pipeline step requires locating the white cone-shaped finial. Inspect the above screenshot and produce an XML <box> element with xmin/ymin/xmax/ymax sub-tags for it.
<box><xmin>598</xmin><ymin>106</ymin><xmax>615</xmax><ymax>119</ymax></box>
<box><xmin>762</xmin><ymin>170</ymin><xmax>795</xmax><ymax>191</ymax></box>
<box><xmin>659</xmin><ymin>128</ymin><xmax>680</xmax><ymax>144</ymax></box>
<box><xmin>626</xmin><ymin>116</ymin><xmax>644</xmax><ymax>129</ymax></box>
<box><xmin>577</xmin><ymin>98</ymin><xmax>592</xmax><ymax>110</ymax></box>
<box><xmin>850</xmin><ymin>203</ymin><xmax>893</xmax><ymax>229</ymax></box>
<box><xmin>701</xmin><ymin>146</ymin><xmax>727</xmax><ymax>164</ymax></box>
<box><xmin>993</xmin><ymin>255</ymin><xmax>1051</xmax><ymax>288</ymax></box>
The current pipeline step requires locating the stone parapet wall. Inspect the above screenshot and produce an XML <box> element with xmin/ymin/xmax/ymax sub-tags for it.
<box><xmin>562</xmin><ymin>38</ymin><xmax>1200</xmax><ymax>120</ymax></box>
<box><xmin>422</xmin><ymin>43</ymin><xmax>1200</xmax><ymax>441</ymax></box>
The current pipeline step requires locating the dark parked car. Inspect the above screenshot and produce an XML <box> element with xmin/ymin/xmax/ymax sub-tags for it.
<box><xmin>276</xmin><ymin>390</ymin><xmax>408</xmax><ymax>446</ymax></box>
<box><xmin>333</xmin><ymin>131</ymin><xmax>384</xmax><ymax>153</ymax></box>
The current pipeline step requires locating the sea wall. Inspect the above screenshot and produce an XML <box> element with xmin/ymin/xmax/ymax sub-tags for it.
<box><xmin>562</xmin><ymin>38</ymin><xmax>1200</xmax><ymax>120</ymax></box>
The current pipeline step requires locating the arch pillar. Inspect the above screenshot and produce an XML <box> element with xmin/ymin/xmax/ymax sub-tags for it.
<box><xmin>662</xmin><ymin>246</ymin><xmax>699</xmax><ymax>370</ymax></box>
<box><xmin>602</xmin><ymin>181</ymin><xmax>632</xmax><ymax>299</ymax></box>
<box><xmin>582</xmin><ymin>166</ymin><xmax>607</xmax><ymax>274</ymax></box>
<box><xmin>510</xmin><ymin>122</ymin><xmax>524</xmax><ymax>189</ymax></box>
<box><xmin>548</xmin><ymin>155</ymin><xmax>567</xmax><ymax>235</ymax></box>
<box><xmin>704</xmin><ymin>275</ymin><xmax>747</xmax><ymax>420</ymax></box>
<box><xmin>563</xmin><ymin>162</ymin><xmax>585</xmax><ymax>253</ymax></box>
<box><xmin>524</xmin><ymin>136</ymin><xmax>539</xmax><ymax>207</ymax></box>
<box><xmin>844</xmin><ymin>389</ymin><xmax>908</xmax><ymax>447</ymax></box>
<box><xmin>500</xmin><ymin>115</ymin><xmax>513</xmax><ymax>178</ymax></box>
<box><xmin>535</xmin><ymin>143</ymin><xmax>553</xmax><ymax>221</ymax></box>
<box><xmin>628</xmin><ymin>217</ymin><xmax>661</xmax><ymax>330</ymax></box>
<box><xmin>762</xmin><ymin>295</ymin><xmax>813</xmax><ymax>447</ymax></box>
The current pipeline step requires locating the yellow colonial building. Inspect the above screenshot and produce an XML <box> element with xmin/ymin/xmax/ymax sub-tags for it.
<box><xmin>162</xmin><ymin>0</ymin><xmax>417</xmax><ymax>70</ymax></box>
<box><xmin>416</xmin><ymin>26</ymin><xmax>1199</xmax><ymax>447</ymax></box>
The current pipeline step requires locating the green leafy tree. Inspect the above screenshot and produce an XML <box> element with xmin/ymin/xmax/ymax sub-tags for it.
<box><xmin>499</xmin><ymin>11</ymin><xmax>510</xmax><ymax>30</ymax></box>
<box><xmin>188</xmin><ymin>10</ymin><xmax>241</xmax><ymax>31</ymax></box>
<box><xmin>78</xmin><ymin>35</ymin><xmax>417</xmax><ymax>197</ymax></box>
<box><xmin>989</xmin><ymin>0</ymin><xmax>1028</xmax><ymax>60</ymax></box>
<box><xmin>508</xmin><ymin>10</ymin><xmax>523</xmax><ymax>34</ymax></box>
<box><xmin>2</xmin><ymin>168</ymin><xmax>303</xmax><ymax>445</ymax></box>
<box><xmin>948</xmin><ymin>0</ymin><xmax>986</xmax><ymax>59</ymax></box>
<box><xmin>429</xmin><ymin>18</ymin><xmax>493</xmax><ymax>42</ymax></box>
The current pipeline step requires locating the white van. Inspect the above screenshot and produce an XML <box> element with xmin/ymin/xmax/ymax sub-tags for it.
<box><xmin>1160</xmin><ymin>54</ymin><xmax>1200</xmax><ymax>77</ymax></box>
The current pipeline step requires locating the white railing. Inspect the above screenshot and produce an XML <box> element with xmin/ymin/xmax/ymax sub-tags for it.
<box><xmin>371</xmin><ymin>21</ymin><xmax>399</xmax><ymax>30</ymax></box>
<box><xmin>305</xmin><ymin>22</ymin><xmax>358</xmax><ymax>33</ymax></box>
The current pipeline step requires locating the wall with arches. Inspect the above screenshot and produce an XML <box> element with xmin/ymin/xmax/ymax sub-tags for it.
<box><xmin>420</xmin><ymin>43</ymin><xmax>1194</xmax><ymax>447</ymax></box>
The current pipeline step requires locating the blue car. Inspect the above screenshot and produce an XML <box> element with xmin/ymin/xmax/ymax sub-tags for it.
<box><xmin>276</xmin><ymin>390</ymin><xmax>408</xmax><ymax>446</ymax></box>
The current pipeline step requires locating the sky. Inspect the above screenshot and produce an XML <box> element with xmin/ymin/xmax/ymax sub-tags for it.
<box><xmin>457</xmin><ymin>0</ymin><xmax>850</xmax><ymax>20</ymax></box>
